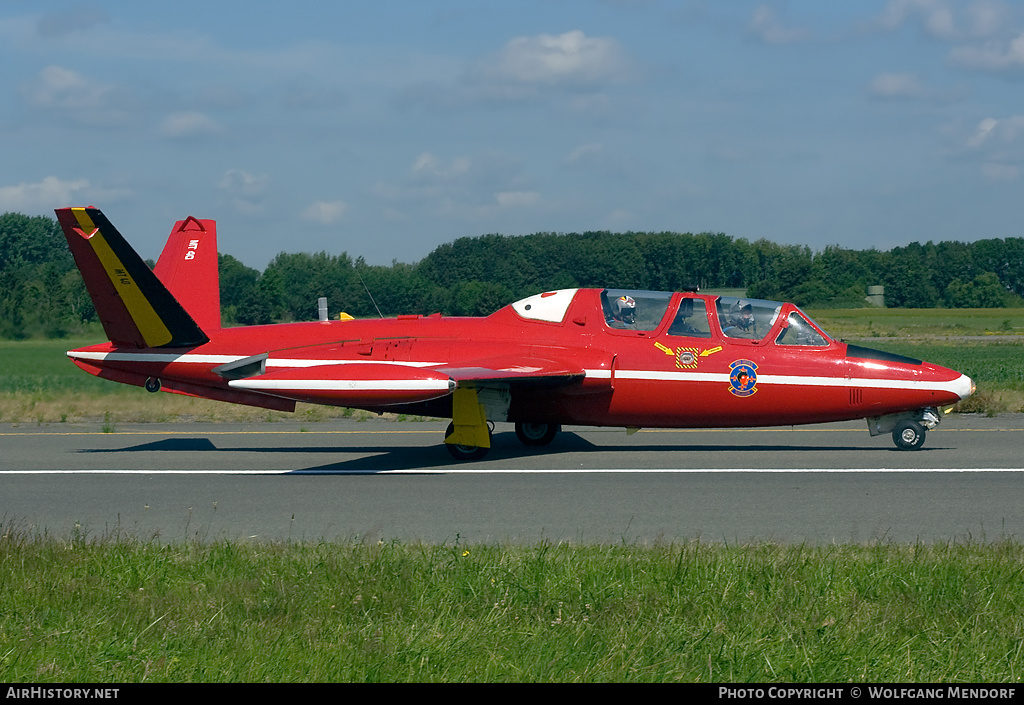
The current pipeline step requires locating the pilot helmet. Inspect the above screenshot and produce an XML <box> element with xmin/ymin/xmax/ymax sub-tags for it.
<box><xmin>615</xmin><ymin>295</ymin><xmax>637</xmax><ymax>324</ymax></box>
<box><xmin>729</xmin><ymin>300</ymin><xmax>754</xmax><ymax>329</ymax></box>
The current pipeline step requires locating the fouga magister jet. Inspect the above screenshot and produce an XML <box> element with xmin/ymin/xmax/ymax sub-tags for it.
<box><xmin>57</xmin><ymin>207</ymin><xmax>975</xmax><ymax>459</ymax></box>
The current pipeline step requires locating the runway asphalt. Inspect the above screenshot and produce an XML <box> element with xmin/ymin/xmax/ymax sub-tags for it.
<box><xmin>2</xmin><ymin>415</ymin><xmax>1023</xmax><ymax>544</ymax></box>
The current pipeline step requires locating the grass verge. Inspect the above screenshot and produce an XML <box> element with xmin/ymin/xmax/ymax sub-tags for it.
<box><xmin>1</xmin><ymin>530</ymin><xmax>1023</xmax><ymax>683</ymax></box>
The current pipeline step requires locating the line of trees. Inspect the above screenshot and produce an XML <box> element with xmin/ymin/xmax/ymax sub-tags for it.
<box><xmin>0</xmin><ymin>213</ymin><xmax>94</xmax><ymax>339</ymax></box>
<box><xmin>2</xmin><ymin>211</ymin><xmax>1022</xmax><ymax>338</ymax></box>
<box><xmin>219</xmin><ymin>230</ymin><xmax>1024</xmax><ymax>325</ymax></box>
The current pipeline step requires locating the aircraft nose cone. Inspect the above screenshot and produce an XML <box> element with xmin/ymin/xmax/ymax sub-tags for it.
<box><xmin>953</xmin><ymin>374</ymin><xmax>975</xmax><ymax>400</ymax></box>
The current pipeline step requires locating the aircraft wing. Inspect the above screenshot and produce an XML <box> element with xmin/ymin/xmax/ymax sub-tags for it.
<box><xmin>228</xmin><ymin>362</ymin><xmax>455</xmax><ymax>407</ymax></box>
<box><xmin>227</xmin><ymin>356</ymin><xmax>586</xmax><ymax>406</ymax></box>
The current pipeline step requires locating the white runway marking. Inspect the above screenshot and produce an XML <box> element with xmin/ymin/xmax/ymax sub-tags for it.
<box><xmin>5</xmin><ymin>468</ymin><xmax>1024</xmax><ymax>475</ymax></box>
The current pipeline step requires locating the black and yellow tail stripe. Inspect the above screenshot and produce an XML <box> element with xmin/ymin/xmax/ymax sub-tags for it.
<box><xmin>64</xmin><ymin>207</ymin><xmax>208</xmax><ymax>348</ymax></box>
<box><xmin>71</xmin><ymin>208</ymin><xmax>175</xmax><ymax>347</ymax></box>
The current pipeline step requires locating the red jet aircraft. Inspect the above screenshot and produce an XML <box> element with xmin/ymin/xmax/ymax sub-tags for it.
<box><xmin>57</xmin><ymin>207</ymin><xmax>975</xmax><ymax>459</ymax></box>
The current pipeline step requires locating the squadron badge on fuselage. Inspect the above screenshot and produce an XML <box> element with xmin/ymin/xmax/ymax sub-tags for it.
<box><xmin>729</xmin><ymin>359</ymin><xmax>758</xmax><ymax>397</ymax></box>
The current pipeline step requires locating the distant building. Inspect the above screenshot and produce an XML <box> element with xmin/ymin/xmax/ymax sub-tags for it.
<box><xmin>866</xmin><ymin>285</ymin><xmax>884</xmax><ymax>308</ymax></box>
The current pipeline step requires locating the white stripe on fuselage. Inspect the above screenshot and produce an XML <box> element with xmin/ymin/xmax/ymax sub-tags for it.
<box><xmin>606</xmin><ymin>369</ymin><xmax>972</xmax><ymax>398</ymax></box>
<box><xmin>229</xmin><ymin>379</ymin><xmax>452</xmax><ymax>392</ymax></box>
<box><xmin>67</xmin><ymin>351</ymin><xmax>443</xmax><ymax>368</ymax></box>
<box><xmin>65</xmin><ymin>351</ymin><xmax>970</xmax><ymax>397</ymax></box>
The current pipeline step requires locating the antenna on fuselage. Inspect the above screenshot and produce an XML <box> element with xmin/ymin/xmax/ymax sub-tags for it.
<box><xmin>357</xmin><ymin>269</ymin><xmax>384</xmax><ymax>319</ymax></box>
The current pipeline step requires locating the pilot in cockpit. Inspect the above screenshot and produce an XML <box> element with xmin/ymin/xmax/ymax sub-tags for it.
<box><xmin>722</xmin><ymin>300</ymin><xmax>755</xmax><ymax>336</ymax></box>
<box><xmin>607</xmin><ymin>295</ymin><xmax>637</xmax><ymax>329</ymax></box>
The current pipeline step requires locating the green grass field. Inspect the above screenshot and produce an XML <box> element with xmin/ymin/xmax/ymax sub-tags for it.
<box><xmin>2</xmin><ymin>533</ymin><xmax>1023</xmax><ymax>682</ymax></box>
<box><xmin>0</xmin><ymin>338</ymin><xmax>121</xmax><ymax>395</ymax></box>
<box><xmin>809</xmin><ymin>307</ymin><xmax>1024</xmax><ymax>339</ymax></box>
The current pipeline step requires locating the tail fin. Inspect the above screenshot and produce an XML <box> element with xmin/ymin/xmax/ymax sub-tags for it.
<box><xmin>153</xmin><ymin>215</ymin><xmax>222</xmax><ymax>332</ymax></box>
<box><xmin>55</xmin><ymin>207</ymin><xmax>209</xmax><ymax>348</ymax></box>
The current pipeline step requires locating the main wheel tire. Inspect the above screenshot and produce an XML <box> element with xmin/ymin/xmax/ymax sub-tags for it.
<box><xmin>514</xmin><ymin>422</ymin><xmax>560</xmax><ymax>447</ymax></box>
<box><xmin>892</xmin><ymin>420</ymin><xmax>926</xmax><ymax>451</ymax></box>
<box><xmin>144</xmin><ymin>377</ymin><xmax>161</xmax><ymax>393</ymax></box>
<box><xmin>444</xmin><ymin>422</ymin><xmax>490</xmax><ymax>461</ymax></box>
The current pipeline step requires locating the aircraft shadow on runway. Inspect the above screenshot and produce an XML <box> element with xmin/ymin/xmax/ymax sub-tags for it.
<box><xmin>76</xmin><ymin>432</ymin><xmax>939</xmax><ymax>474</ymax></box>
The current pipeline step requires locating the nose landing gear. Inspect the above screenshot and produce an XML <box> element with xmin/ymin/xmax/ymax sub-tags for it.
<box><xmin>892</xmin><ymin>419</ymin><xmax>926</xmax><ymax>451</ymax></box>
<box><xmin>868</xmin><ymin>408</ymin><xmax>941</xmax><ymax>451</ymax></box>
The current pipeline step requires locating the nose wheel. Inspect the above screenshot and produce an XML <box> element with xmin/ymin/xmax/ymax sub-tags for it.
<box><xmin>892</xmin><ymin>420</ymin><xmax>926</xmax><ymax>451</ymax></box>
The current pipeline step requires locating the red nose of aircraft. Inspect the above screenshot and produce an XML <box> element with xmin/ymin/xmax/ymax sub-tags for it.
<box><xmin>844</xmin><ymin>343</ymin><xmax>974</xmax><ymax>411</ymax></box>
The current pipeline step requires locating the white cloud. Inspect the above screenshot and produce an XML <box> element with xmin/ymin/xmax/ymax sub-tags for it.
<box><xmin>476</xmin><ymin>30</ymin><xmax>631</xmax><ymax>88</ymax></box>
<box><xmin>876</xmin><ymin>0</ymin><xmax>958</xmax><ymax>39</ymax></box>
<box><xmin>965</xmin><ymin>116</ymin><xmax>1024</xmax><ymax>180</ymax></box>
<box><xmin>967</xmin><ymin>0</ymin><xmax>1010</xmax><ymax>37</ymax></box>
<box><xmin>301</xmin><ymin>200</ymin><xmax>349</xmax><ymax>225</ymax></box>
<box><xmin>749</xmin><ymin>6</ymin><xmax>810</xmax><ymax>44</ymax></box>
<box><xmin>218</xmin><ymin>169</ymin><xmax>269</xmax><ymax>196</ymax></box>
<box><xmin>36</xmin><ymin>6</ymin><xmax>108</xmax><ymax>38</ymax></box>
<box><xmin>398</xmin><ymin>30</ymin><xmax>635</xmax><ymax>110</ymax></box>
<box><xmin>567</xmin><ymin>143</ymin><xmax>604</xmax><ymax>164</ymax></box>
<box><xmin>605</xmin><ymin>208</ymin><xmax>634</xmax><ymax>227</ymax></box>
<box><xmin>217</xmin><ymin>169</ymin><xmax>269</xmax><ymax>214</ymax></box>
<box><xmin>377</xmin><ymin>151</ymin><xmax>537</xmax><ymax>222</ymax></box>
<box><xmin>967</xmin><ymin>115</ymin><xmax>1024</xmax><ymax>147</ymax></box>
<box><xmin>495</xmin><ymin>191</ymin><xmax>539</xmax><ymax>208</ymax></box>
<box><xmin>869</xmin><ymin>72</ymin><xmax>929</xmax><ymax>98</ymax></box>
<box><xmin>867</xmin><ymin>72</ymin><xmax>967</xmax><ymax>101</ymax></box>
<box><xmin>158</xmin><ymin>111</ymin><xmax>223</xmax><ymax>139</ymax></box>
<box><xmin>981</xmin><ymin>163</ymin><xmax>1019</xmax><ymax>180</ymax></box>
<box><xmin>0</xmin><ymin>176</ymin><xmax>91</xmax><ymax>213</ymax></box>
<box><xmin>20</xmin><ymin>66</ymin><xmax>133</xmax><ymax>126</ymax></box>
<box><xmin>951</xmin><ymin>31</ymin><xmax>1024</xmax><ymax>72</ymax></box>
<box><xmin>875</xmin><ymin>0</ymin><xmax>1011</xmax><ymax>40</ymax></box>
<box><xmin>412</xmin><ymin>152</ymin><xmax>471</xmax><ymax>179</ymax></box>
<box><xmin>967</xmin><ymin>117</ymin><xmax>999</xmax><ymax>146</ymax></box>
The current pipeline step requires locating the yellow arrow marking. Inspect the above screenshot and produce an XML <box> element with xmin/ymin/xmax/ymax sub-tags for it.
<box><xmin>700</xmin><ymin>346</ymin><xmax>723</xmax><ymax>357</ymax></box>
<box><xmin>654</xmin><ymin>342</ymin><xmax>674</xmax><ymax>355</ymax></box>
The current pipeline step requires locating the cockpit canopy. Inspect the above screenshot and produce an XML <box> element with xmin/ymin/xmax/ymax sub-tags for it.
<box><xmin>508</xmin><ymin>288</ymin><xmax>833</xmax><ymax>347</ymax></box>
<box><xmin>714</xmin><ymin>296</ymin><xmax>829</xmax><ymax>346</ymax></box>
<box><xmin>598</xmin><ymin>289</ymin><xmax>832</xmax><ymax>346</ymax></box>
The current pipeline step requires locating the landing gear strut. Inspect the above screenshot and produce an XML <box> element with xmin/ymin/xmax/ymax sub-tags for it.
<box><xmin>444</xmin><ymin>387</ymin><xmax>492</xmax><ymax>461</ymax></box>
<box><xmin>445</xmin><ymin>422</ymin><xmax>491</xmax><ymax>461</ymax></box>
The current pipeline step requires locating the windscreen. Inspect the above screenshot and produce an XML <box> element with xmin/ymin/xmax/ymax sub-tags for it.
<box><xmin>602</xmin><ymin>289</ymin><xmax>673</xmax><ymax>331</ymax></box>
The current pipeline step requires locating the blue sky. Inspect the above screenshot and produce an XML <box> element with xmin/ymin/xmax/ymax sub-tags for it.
<box><xmin>2</xmin><ymin>1</ymin><xmax>1023</xmax><ymax>268</ymax></box>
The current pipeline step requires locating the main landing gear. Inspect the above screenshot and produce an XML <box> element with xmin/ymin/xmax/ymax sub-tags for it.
<box><xmin>445</xmin><ymin>421</ymin><xmax>562</xmax><ymax>460</ymax></box>
<box><xmin>443</xmin><ymin>387</ymin><xmax>565</xmax><ymax>461</ymax></box>
<box><xmin>514</xmin><ymin>422</ymin><xmax>560</xmax><ymax>447</ymax></box>
<box><xmin>444</xmin><ymin>387</ymin><xmax>492</xmax><ymax>461</ymax></box>
<box><xmin>445</xmin><ymin>421</ymin><xmax>492</xmax><ymax>461</ymax></box>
